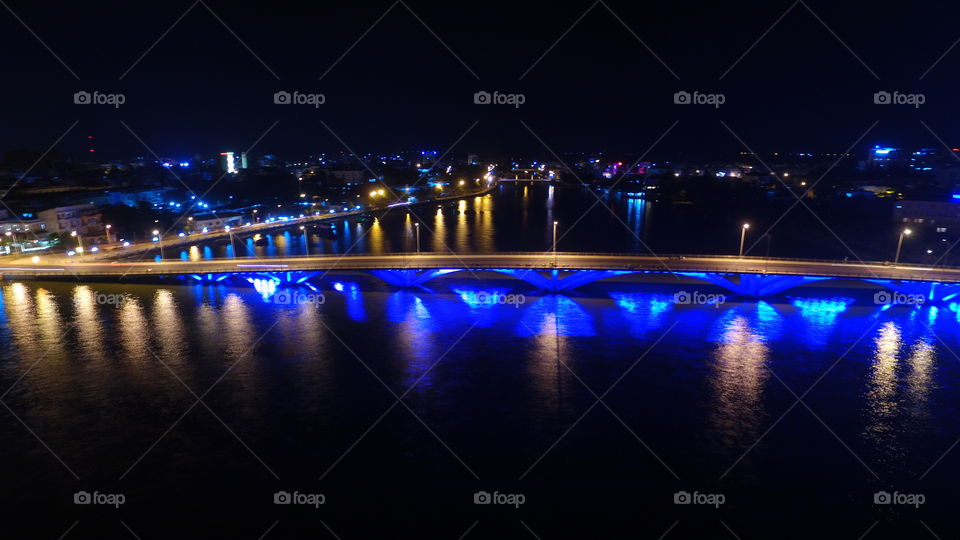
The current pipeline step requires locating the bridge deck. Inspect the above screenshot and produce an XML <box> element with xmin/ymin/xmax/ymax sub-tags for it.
<box><xmin>0</xmin><ymin>253</ymin><xmax>958</xmax><ymax>284</ymax></box>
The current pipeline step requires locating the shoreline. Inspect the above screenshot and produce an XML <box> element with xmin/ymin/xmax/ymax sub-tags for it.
<box><xmin>0</xmin><ymin>183</ymin><xmax>500</xmax><ymax>264</ymax></box>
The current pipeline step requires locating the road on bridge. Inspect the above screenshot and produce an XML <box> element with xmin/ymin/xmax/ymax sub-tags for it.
<box><xmin>1</xmin><ymin>252</ymin><xmax>959</xmax><ymax>284</ymax></box>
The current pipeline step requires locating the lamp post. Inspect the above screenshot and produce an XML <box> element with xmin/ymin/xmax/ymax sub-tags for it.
<box><xmin>415</xmin><ymin>222</ymin><xmax>420</xmax><ymax>254</ymax></box>
<box><xmin>738</xmin><ymin>223</ymin><xmax>750</xmax><ymax>257</ymax></box>
<box><xmin>895</xmin><ymin>228</ymin><xmax>912</xmax><ymax>264</ymax></box>
<box><xmin>71</xmin><ymin>230</ymin><xmax>83</xmax><ymax>256</ymax></box>
<box><xmin>152</xmin><ymin>229</ymin><xmax>164</xmax><ymax>260</ymax></box>
<box><xmin>4</xmin><ymin>231</ymin><xmax>18</xmax><ymax>253</ymax></box>
<box><xmin>225</xmin><ymin>225</ymin><xmax>236</xmax><ymax>257</ymax></box>
<box><xmin>105</xmin><ymin>224</ymin><xmax>112</xmax><ymax>244</ymax></box>
<box><xmin>552</xmin><ymin>221</ymin><xmax>558</xmax><ymax>265</ymax></box>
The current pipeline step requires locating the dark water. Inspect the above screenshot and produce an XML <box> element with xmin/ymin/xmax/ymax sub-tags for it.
<box><xmin>3</xmin><ymin>186</ymin><xmax>958</xmax><ymax>538</ymax></box>
<box><xmin>168</xmin><ymin>183</ymin><xmax>897</xmax><ymax>262</ymax></box>
<box><xmin>174</xmin><ymin>184</ymin><xmax>652</xmax><ymax>259</ymax></box>
<box><xmin>2</xmin><ymin>274</ymin><xmax>960</xmax><ymax>538</ymax></box>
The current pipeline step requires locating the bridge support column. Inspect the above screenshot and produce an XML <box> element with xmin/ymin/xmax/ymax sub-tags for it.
<box><xmin>490</xmin><ymin>269</ymin><xmax>636</xmax><ymax>292</ymax></box>
<box><xmin>370</xmin><ymin>269</ymin><xmax>461</xmax><ymax>288</ymax></box>
<box><xmin>679</xmin><ymin>273</ymin><xmax>829</xmax><ymax>298</ymax></box>
<box><xmin>188</xmin><ymin>273</ymin><xmax>233</xmax><ymax>283</ymax></box>
<box><xmin>867</xmin><ymin>280</ymin><xmax>953</xmax><ymax>303</ymax></box>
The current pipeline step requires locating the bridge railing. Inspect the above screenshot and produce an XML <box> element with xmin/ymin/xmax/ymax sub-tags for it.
<box><xmin>96</xmin><ymin>251</ymin><xmax>947</xmax><ymax>270</ymax></box>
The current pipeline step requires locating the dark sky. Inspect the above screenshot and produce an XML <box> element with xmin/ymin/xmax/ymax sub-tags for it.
<box><xmin>2</xmin><ymin>0</ymin><xmax>959</xmax><ymax>162</ymax></box>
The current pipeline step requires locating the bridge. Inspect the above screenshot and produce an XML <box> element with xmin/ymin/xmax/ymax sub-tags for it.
<box><xmin>497</xmin><ymin>177</ymin><xmax>554</xmax><ymax>182</ymax></box>
<box><xmin>3</xmin><ymin>252</ymin><xmax>960</xmax><ymax>302</ymax></box>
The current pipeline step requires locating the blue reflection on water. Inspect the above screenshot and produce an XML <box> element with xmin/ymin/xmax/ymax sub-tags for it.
<box><xmin>607</xmin><ymin>292</ymin><xmax>672</xmax><ymax>336</ymax></box>
<box><xmin>332</xmin><ymin>281</ymin><xmax>366</xmax><ymax>322</ymax></box>
<box><xmin>789</xmin><ymin>297</ymin><xmax>853</xmax><ymax>349</ymax></box>
<box><xmin>453</xmin><ymin>287</ymin><xmax>514</xmax><ymax>309</ymax></box>
<box><xmin>754</xmin><ymin>301</ymin><xmax>784</xmax><ymax>341</ymax></box>
<box><xmin>386</xmin><ymin>290</ymin><xmax>431</xmax><ymax>323</ymax></box>
<box><xmin>516</xmin><ymin>295</ymin><xmax>595</xmax><ymax>337</ymax></box>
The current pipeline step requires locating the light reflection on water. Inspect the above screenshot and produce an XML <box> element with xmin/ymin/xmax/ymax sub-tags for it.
<box><xmin>0</xmin><ymin>280</ymin><xmax>956</xmax><ymax>495</ymax></box>
<box><xmin>708</xmin><ymin>314</ymin><xmax>770</xmax><ymax>452</ymax></box>
<box><xmin>863</xmin><ymin>321</ymin><xmax>938</xmax><ymax>467</ymax></box>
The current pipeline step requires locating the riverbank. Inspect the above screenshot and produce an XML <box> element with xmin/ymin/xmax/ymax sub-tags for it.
<box><xmin>0</xmin><ymin>183</ymin><xmax>499</xmax><ymax>264</ymax></box>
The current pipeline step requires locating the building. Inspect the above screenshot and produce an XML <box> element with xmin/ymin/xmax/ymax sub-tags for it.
<box><xmin>894</xmin><ymin>200</ymin><xmax>960</xmax><ymax>233</ymax></box>
<box><xmin>220</xmin><ymin>152</ymin><xmax>238</xmax><ymax>174</ymax></box>
<box><xmin>866</xmin><ymin>146</ymin><xmax>904</xmax><ymax>168</ymax></box>
<box><xmin>37</xmin><ymin>204</ymin><xmax>105</xmax><ymax>239</ymax></box>
<box><xmin>0</xmin><ymin>215</ymin><xmax>46</xmax><ymax>235</ymax></box>
<box><xmin>909</xmin><ymin>148</ymin><xmax>938</xmax><ymax>172</ymax></box>
<box><xmin>81</xmin><ymin>186</ymin><xmax>173</xmax><ymax>207</ymax></box>
<box><xmin>326</xmin><ymin>169</ymin><xmax>366</xmax><ymax>185</ymax></box>
<box><xmin>190</xmin><ymin>212</ymin><xmax>243</xmax><ymax>231</ymax></box>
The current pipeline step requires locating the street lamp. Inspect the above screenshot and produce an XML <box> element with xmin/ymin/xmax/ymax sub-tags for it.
<box><xmin>152</xmin><ymin>229</ymin><xmax>164</xmax><ymax>260</ymax></box>
<box><xmin>225</xmin><ymin>225</ymin><xmax>236</xmax><ymax>256</ymax></box>
<box><xmin>4</xmin><ymin>231</ymin><xmax>19</xmax><ymax>253</ymax></box>
<box><xmin>738</xmin><ymin>223</ymin><xmax>750</xmax><ymax>257</ymax></box>
<box><xmin>895</xmin><ymin>228</ymin><xmax>912</xmax><ymax>264</ymax></box>
<box><xmin>71</xmin><ymin>230</ymin><xmax>83</xmax><ymax>256</ymax></box>
<box><xmin>105</xmin><ymin>224</ymin><xmax>112</xmax><ymax>244</ymax></box>
<box><xmin>552</xmin><ymin>221</ymin><xmax>558</xmax><ymax>265</ymax></box>
<box><xmin>414</xmin><ymin>222</ymin><xmax>420</xmax><ymax>254</ymax></box>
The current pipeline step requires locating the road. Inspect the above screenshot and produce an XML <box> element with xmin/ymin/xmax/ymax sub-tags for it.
<box><xmin>0</xmin><ymin>252</ymin><xmax>958</xmax><ymax>283</ymax></box>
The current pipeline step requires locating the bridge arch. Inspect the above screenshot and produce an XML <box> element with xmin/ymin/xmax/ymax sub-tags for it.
<box><xmin>678</xmin><ymin>272</ymin><xmax>832</xmax><ymax>298</ymax></box>
<box><xmin>369</xmin><ymin>268</ymin><xmax>639</xmax><ymax>291</ymax></box>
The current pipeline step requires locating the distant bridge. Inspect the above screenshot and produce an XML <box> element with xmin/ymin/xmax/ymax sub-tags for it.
<box><xmin>2</xmin><ymin>252</ymin><xmax>959</xmax><ymax>301</ymax></box>
<box><xmin>497</xmin><ymin>178</ymin><xmax>554</xmax><ymax>182</ymax></box>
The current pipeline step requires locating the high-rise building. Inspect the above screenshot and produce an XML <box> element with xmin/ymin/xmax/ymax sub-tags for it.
<box><xmin>220</xmin><ymin>152</ymin><xmax>237</xmax><ymax>174</ymax></box>
<box><xmin>866</xmin><ymin>145</ymin><xmax>902</xmax><ymax>168</ymax></box>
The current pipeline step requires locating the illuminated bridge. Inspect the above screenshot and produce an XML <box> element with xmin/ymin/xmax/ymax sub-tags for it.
<box><xmin>2</xmin><ymin>252</ymin><xmax>960</xmax><ymax>302</ymax></box>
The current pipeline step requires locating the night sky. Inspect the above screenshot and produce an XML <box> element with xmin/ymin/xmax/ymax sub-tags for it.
<box><xmin>2</xmin><ymin>0</ymin><xmax>959</xmax><ymax>161</ymax></box>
